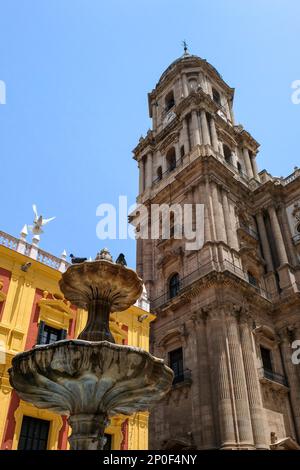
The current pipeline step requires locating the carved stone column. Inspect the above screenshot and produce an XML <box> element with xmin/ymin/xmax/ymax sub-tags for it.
<box><xmin>243</xmin><ymin>148</ymin><xmax>254</xmax><ymax>179</ymax></box>
<box><xmin>191</xmin><ymin>110</ymin><xmax>201</xmax><ymax>147</ymax></box>
<box><xmin>202</xmin><ymin>178</ymin><xmax>212</xmax><ymax>243</ymax></box>
<box><xmin>200</xmin><ymin>110</ymin><xmax>210</xmax><ymax>146</ymax></box>
<box><xmin>182</xmin><ymin>73</ymin><xmax>189</xmax><ymax>97</ymax></box>
<box><xmin>239</xmin><ymin>310</ymin><xmax>269</xmax><ymax>449</ymax></box>
<box><xmin>278</xmin><ymin>327</ymin><xmax>300</xmax><ymax>442</ymax></box>
<box><xmin>221</xmin><ymin>188</ymin><xmax>236</xmax><ymax>249</ymax></box>
<box><xmin>256</xmin><ymin>211</ymin><xmax>274</xmax><ymax>272</ymax></box>
<box><xmin>225</xmin><ymin>307</ymin><xmax>254</xmax><ymax>447</ymax></box>
<box><xmin>138</xmin><ymin>158</ymin><xmax>144</xmax><ymax>194</ymax></box>
<box><xmin>145</xmin><ymin>152</ymin><xmax>153</xmax><ymax>189</ymax></box>
<box><xmin>206</xmin><ymin>309</ymin><xmax>236</xmax><ymax>448</ymax></box>
<box><xmin>209</xmin><ymin>116</ymin><xmax>219</xmax><ymax>151</ymax></box>
<box><xmin>192</xmin><ymin>310</ymin><xmax>216</xmax><ymax>448</ymax></box>
<box><xmin>181</xmin><ymin>117</ymin><xmax>190</xmax><ymax>153</ymax></box>
<box><xmin>250</xmin><ymin>154</ymin><xmax>260</xmax><ymax>180</ymax></box>
<box><xmin>268</xmin><ymin>205</ymin><xmax>289</xmax><ymax>266</ymax></box>
<box><xmin>211</xmin><ymin>181</ymin><xmax>227</xmax><ymax>243</ymax></box>
<box><xmin>278</xmin><ymin>204</ymin><xmax>298</xmax><ymax>267</ymax></box>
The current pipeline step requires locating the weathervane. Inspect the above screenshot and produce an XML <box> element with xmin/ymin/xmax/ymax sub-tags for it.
<box><xmin>182</xmin><ymin>40</ymin><xmax>189</xmax><ymax>55</ymax></box>
<box><xmin>28</xmin><ymin>204</ymin><xmax>56</xmax><ymax>235</ymax></box>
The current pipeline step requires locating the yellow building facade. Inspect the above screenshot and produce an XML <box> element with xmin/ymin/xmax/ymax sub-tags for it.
<box><xmin>0</xmin><ymin>230</ymin><xmax>154</xmax><ymax>450</ymax></box>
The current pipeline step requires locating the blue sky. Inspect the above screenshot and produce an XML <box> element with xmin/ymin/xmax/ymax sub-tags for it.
<box><xmin>0</xmin><ymin>0</ymin><xmax>299</xmax><ymax>268</ymax></box>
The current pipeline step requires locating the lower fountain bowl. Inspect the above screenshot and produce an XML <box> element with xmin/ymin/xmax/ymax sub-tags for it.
<box><xmin>8</xmin><ymin>340</ymin><xmax>174</xmax><ymax>417</ymax></box>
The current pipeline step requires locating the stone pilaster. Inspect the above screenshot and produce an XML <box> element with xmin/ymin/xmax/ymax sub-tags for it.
<box><xmin>138</xmin><ymin>159</ymin><xmax>144</xmax><ymax>194</ymax></box>
<box><xmin>206</xmin><ymin>309</ymin><xmax>236</xmax><ymax>448</ymax></box>
<box><xmin>211</xmin><ymin>181</ymin><xmax>227</xmax><ymax>243</ymax></box>
<box><xmin>256</xmin><ymin>211</ymin><xmax>274</xmax><ymax>272</ymax></box>
<box><xmin>200</xmin><ymin>110</ymin><xmax>210</xmax><ymax>146</ymax></box>
<box><xmin>268</xmin><ymin>205</ymin><xmax>289</xmax><ymax>266</ymax></box>
<box><xmin>209</xmin><ymin>116</ymin><xmax>219</xmax><ymax>151</ymax></box>
<box><xmin>181</xmin><ymin>117</ymin><xmax>190</xmax><ymax>153</ymax></box>
<box><xmin>278</xmin><ymin>205</ymin><xmax>298</xmax><ymax>267</ymax></box>
<box><xmin>191</xmin><ymin>110</ymin><xmax>201</xmax><ymax>147</ymax></box>
<box><xmin>222</xmin><ymin>189</ymin><xmax>236</xmax><ymax>249</ymax></box>
<box><xmin>239</xmin><ymin>310</ymin><xmax>269</xmax><ymax>449</ymax></box>
<box><xmin>192</xmin><ymin>311</ymin><xmax>216</xmax><ymax>448</ymax></box>
<box><xmin>250</xmin><ymin>154</ymin><xmax>260</xmax><ymax>180</ymax></box>
<box><xmin>145</xmin><ymin>152</ymin><xmax>153</xmax><ymax>189</ymax></box>
<box><xmin>225</xmin><ymin>307</ymin><xmax>254</xmax><ymax>447</ymax></box>
<box><xmin>243</xmin><ymin>148</ymin><xmax>254</xmax><ymax>179</ymax></box>
<box><xmin>278</xmin><ymin>327</ymin><xmax>300</xmax><ymax>442</ymax></box>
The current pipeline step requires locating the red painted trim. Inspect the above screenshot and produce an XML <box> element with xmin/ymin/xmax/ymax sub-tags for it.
<box><xmin>121</xmin><ymin>324</ymin><xmax>128</xmax><ymax>345</ymax></box>
<box><xmin>120</xmin><ymin>419</ymin><xmax>129</xmax><ymax>450</ymax></box>
<box><xmin>25</xmin><ymin>289</ymin><xmax>43</xmax><ymax>350</ymax></box>
<box><xmin>1</xmin><ymin>391</ymin><xmax>20</xmax><ymax>450</ymax></box>
<box><xmin>0</xmin><ymin>267</ymin><xmax>11</xmax><ymax>321</ymax></box>
<box><xmin>68</xmin><ymin>305</ymin><xmax>77</xmax><ymax>339</ymax></box>
<box><xmin>57</xmin><ymin>416</ymin><xmax>69</xmax><ymax>450</ymax></box>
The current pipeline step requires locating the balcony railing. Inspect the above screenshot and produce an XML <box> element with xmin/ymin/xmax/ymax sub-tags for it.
<box><xmin>151</xmin><ymin>258</ymin><xmax>271</xmax><ymax>310</ymax></box>
<box><xmin>0</xmin><ymin>230</ymin><xmax>69</xmax><ymax>272</ymax></box>
<box><xmin>259</xmin><ymin>368</ymin><xmax>288</xmax><ymax>387</ymax></box>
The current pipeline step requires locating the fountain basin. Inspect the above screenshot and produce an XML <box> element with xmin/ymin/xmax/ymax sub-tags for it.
<box><xmin>9</xmin><ymin>339</ymin><xmax>173</xmax><ymax>449</ymax></box>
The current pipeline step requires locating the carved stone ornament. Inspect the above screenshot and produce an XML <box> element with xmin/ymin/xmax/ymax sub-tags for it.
<box><xmin>9</xmin><ymin>340</ymin><xmax>173</xmax><ymax>450</ymax></box>
<box><xmin>9</xmin><ymin>258</ymin><xmax>173</xmax><ymax>450</ymax></box>
<box><xmin>59</xmin><ymin>260</ymin><xmax>143</xmax><ymax>342</ymax></box>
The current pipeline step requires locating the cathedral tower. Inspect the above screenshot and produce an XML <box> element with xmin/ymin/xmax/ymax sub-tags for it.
<box><xmin>132</xmin><ymin>49</ymin><xmax>300</xmax><ymax>450</ymax></box>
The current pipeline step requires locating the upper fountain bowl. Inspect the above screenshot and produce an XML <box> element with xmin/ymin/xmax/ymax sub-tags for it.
<box><xmin>59</xmin><ymin>260</ymin><xmax>143</xmax><ymax>311</ymax></box>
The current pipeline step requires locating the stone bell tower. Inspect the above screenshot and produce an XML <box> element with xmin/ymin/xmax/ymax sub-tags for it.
<box><xmin>131</xmin><ymin>47</ymin><xmax>300</xmax><ymax>450</ymax></box>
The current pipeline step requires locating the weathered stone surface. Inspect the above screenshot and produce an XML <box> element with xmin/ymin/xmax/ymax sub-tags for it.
<box><xmin>59</xmin><ymin>260</ymin><xmax>143</xmax><ymax>312</ymax></box>
<box><xmin>9</xmin><ymin>340</ymin><xmax>173</xmax><ymax>416</ymax></box>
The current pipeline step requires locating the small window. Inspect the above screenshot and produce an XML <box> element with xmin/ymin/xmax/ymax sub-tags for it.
<box><xmin>223</xmin><ymin>144</ymin><xmax>232</xmax><ymax>165</ymax></box>
<box><xmin>156</xmin><ymin>166</ymin><xmax>162</xmax><ymax>181</ymax></box>
<box><xmin>260</xmin><ymin>346</ymin><xmax>273</xmax><ymax>373</ymax></box>
<box><xmin>18</xmin><ymin>416</ymin><xmax>50</xmax><ymax>450</ymax></box>
<box><xmin>37</xmin><ymin>321</ymin><xmax>67</xmax><ymax>345</ymax></box>
<box><xmin>169</xmin><ymin>348</ymin><xmax>184</xmax><ymax>384</ymax></box>
<box><xmin>180</xmin><ymin>145</ymin><xmax>185</xmax><ymax>159</ymax></box>
<box><xmin>296</xmin><ymin>223</ymin><xmax>300</xmax><ymax>233</ymax></box>
<box><xmin>237</xmin><ymin>162</ymin><xmax>242</xmax><ymax>175</ymax></box>
<box><xmin>165</xmin><ymin>90</ymin><xmax>175</xmax><ymax>112</ymax></box>
<box><xmin>166</xmin><ymin>147</ymin><xmax>176</xmax><ymax>172</ymax></box>
<box><xmin>212</xmin><ymin>88</ymin><xmax>221</xmax><ymax>106</ymax></box>
<box><xmin>169</xmin><ymin>273</ymin><xmax>180</xmax><ymax>299</ymax></box>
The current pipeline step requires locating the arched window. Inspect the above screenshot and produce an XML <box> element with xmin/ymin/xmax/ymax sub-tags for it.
<box><xmin>166</xmin><ymin>147</ymin><xmax>176</xmax><ymax>172</ymax></box>
<box><xmin>157</xmin><ymin>166</ymin><xmax>162</xmax><ymax>181</ymax></box>
<box><xmin>180</xmin><ymin>145</ymin><xmax>185</xmax><ymax>159</ymax></box>
<box><xmin>237</xmin><ymin>161</ymin><xmax>242</xmax><ymax>175</ymax></box>
<box><xmin>223</xmin><ymin>144</ymin><xmax>232</xmax><ymax>165</ymax></box>
<box><xmin>169</xmin><ymin>273</ymin><xmax>180</xmax><ymax>299</ymax></box>
<box><xmin>297</xmin><ymin>223</ymin><xmax>300</xmax><ymax>233</ymax></box>
<box><xmin>165</xmin><ymin>90</ymin><xmax>175</xmax><ymax>112</ymax></box>
<box><xmin>212</xmin><ymin>88</ymin><xmax>221</xmax><ymax>106</ymax></box>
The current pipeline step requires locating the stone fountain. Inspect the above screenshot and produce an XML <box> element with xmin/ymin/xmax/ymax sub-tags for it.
<box><xmin>9</xmin><ymin>250</ymin><xmax>173</xmax><ymax>450</ymax></box>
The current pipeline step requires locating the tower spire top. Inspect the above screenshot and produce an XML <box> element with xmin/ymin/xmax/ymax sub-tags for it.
<box><xmin>182</xmin><ymin>40</ymin><xmax>189</xmax><ymax>56</ymax></box>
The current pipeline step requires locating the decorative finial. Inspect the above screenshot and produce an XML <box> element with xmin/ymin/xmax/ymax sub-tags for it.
<box><xmin>182</xmin><ymin>40</ymin><xmax>189</xmax><ymax>56</ymax></box>
<box><xmin>20</xmin><ymin>224</ymin><xmax>28</xmax><ymax>240</ymax></box>
<box><xmin>95</xmin><ymin>248</ymin><xmax>113</xmax><ymax>262</ymax></box>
